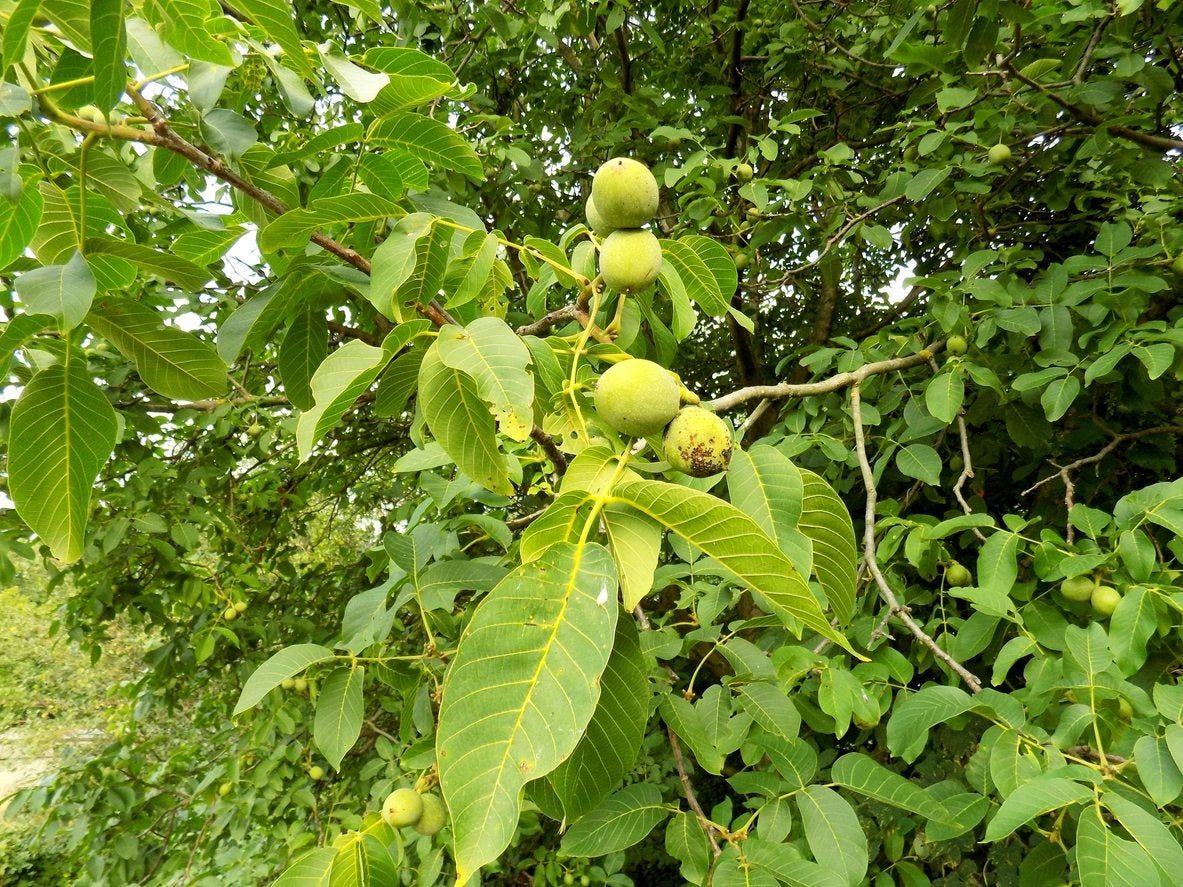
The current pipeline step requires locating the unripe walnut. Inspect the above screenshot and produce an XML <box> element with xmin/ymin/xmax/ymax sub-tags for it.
<box><xmin>945</xmin><ymin>562</ymin><xmax>972</xmax><ymax>587</ymax></box>
<box><xmin>663</xmin><ymin>407</ymin><xmax>734</xmax><ymax>477</ymax></box>
<box><xmin>1091</xmin><ymin>585</ymin><xmax>1120</xmax><ymax>617</ymax></box>
<box><xmin>599</xmin><ymin>230</ymin><xmax>662</xmax><ymax>293</ymax></box>
<box><xmin>584</xmin><ymin>196</ymin><xmax>616</xmax><ymax>236</ymax></box>
<box><xmin>988</xmin><ymin>143</ymin><xmax>1012</xmax><ymax>165</ymax></box>
<box><xmin>1059</xmin><ymin>575</ymin><xmax>1095</xmax><ymax>602</ymax></box>
<box><xmin>591</xmin><ymin>157</ymin><xmax>659</xmax><ymax>228</ymax></box>
<box><xmin>414</xmin><ymin>793</ymin><xmax>448</xmax><ymax>836</ymax></box>
<box><xmin>594</xmin><ymin>359</ymin><xmax>681</xmax><ymax>437</ymax></box>
<box><xmin>382</xmin><ymin>787</ymin><xmax>423</xmax><ymax>827</ymax></box>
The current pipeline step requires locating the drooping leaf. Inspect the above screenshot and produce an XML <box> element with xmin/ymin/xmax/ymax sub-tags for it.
<box><xmin>313</xmin><ymin>665</ymin><xmax>365</xmax><ymax>770</ymax></box>
<box><xmin>436</xmin><ymin>542</ymin><xmax>618</xmax><ymax>886</ymax></box>
<box><xmin>559</xmin><ymin>784</ymin><xmax>668</xmax><ymax>857</ymax></box>
<box><xmin>86</xmin><ymin>297</ymin><xmax>227</xmax><ymax>400</ymax></box>
<box><xmin>795</xmin><ymin>786</ymin><xmax>868</xmax><ymax>886</ymax></box>
<box><xmin>9</xmin><ymin>359</ymin><xmax>119</xmax><ymax>563</ymax></box>
<box><xmin>982</xmin><ymin>776</ymin><xmax>1092</xmax><ymax>841</ymax></box>
<box><xmin>233</xmin><ymin>644</ymin><xmax>335</xmax><ymax>715</ymax></box>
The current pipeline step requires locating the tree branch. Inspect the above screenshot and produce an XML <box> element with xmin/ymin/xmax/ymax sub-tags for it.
<box><xmin>850</xmin><ymin>384</ymin><xmax>983</xmax><ymax>693</ymax></box>
<box><xmin>707</xmin><ymin>342</ymin><xmax>944</xmax><ymax>412</ymax></box>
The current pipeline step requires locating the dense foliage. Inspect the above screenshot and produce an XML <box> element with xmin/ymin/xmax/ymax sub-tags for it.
<box><xmin>2</xmin><ymin>0</ymin><xmax>1183</xmax><ymax>884</ymax></box>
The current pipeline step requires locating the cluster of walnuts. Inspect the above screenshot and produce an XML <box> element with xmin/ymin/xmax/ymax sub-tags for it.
<box><xmin>586</xmin><ymin>157</ymin><xmax>664</xmax><ymax>293</ymax></box>
<box><xmin>382</xmin><ymin>786</ymin><xmax>447</xmax><ymax>837</ymax></box>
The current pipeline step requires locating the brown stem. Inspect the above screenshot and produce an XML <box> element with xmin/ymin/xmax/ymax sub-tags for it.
<box><xmin>850</xmin><ymin>384</ymin><xmax>983</xmax><ymax>693</ymax></box>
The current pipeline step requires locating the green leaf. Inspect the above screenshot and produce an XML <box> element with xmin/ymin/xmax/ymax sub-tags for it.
<box><xmin>1133</xmin><ymin>735</ymin><xmax>1183</xmax><ymax>807</ymax></box>
<box><xmin>296</xmin><ymin>338</ymin><xmax>393</xmax><ymax>460</ymax></box>
<box><xmin>258</xmin><ymin>193</ymin><xmax>402</xmax><ymax>252</ymax></box>
<box><xmin>436</xmin><ymin>542</ymin><xmax>618</xmax><ymax>886</ymax></box>
<box><xmin>84</xmin><ymin>237</ymin><xmax>210</xmax><ymax>291</ymax></box>
<box><xmin>895</xmin><ymin>444</ymin><xmax>941</xmax><ymax>486</ymax></box>
<box><xmin>661</xmin><ymin>238</ymin><xmax>730</xmax><ymax>318</ymax></box>
<box><xmin>1102</xmin><ymin>792</ymin><xmax>1183</xmax><ymax>883</ymax></box>
<box><xmin>1076</xmin><ymin>804</ymin><xmax>1159</xmax><ymax>887</ymax></box>
<box><xmin>830</xmin><ymin>753</ymin><xmax>951</xmax><ymax>822</ymax></box>
<box><xmin>727</xmin><ymin>446</ymin><xmax>810</xmax><ymax>573</ymax></box>
<box><xmin>1110</xmin><ymin>586</ymin><xmax>1156</xmax><ymax>674</ymax></box>
<box><xmin>233</xmin><ymin>643</ymin><xmax>335</xmax><ymax>715</ymax></box>
<box><xmin>976</xmin><ymin>530</ymin><xmax>1018</xmax><ymax>598</ymax></box>
<box><xmin>545</xmin><ymin>616</ymin><xmax>650</xmax><ymax>821</ymax></box>
<box><xmin>86</xmin><ymin>297</ymin><xmax>227</xmax><ymax>400</ymax></box>
<box><xmin>660</xmin><ymin>695</ymin><xmax>723</xmax><ymax>774</ymax></box>
<box><xmin>1041</xmin><ymin>375</ymin><xmax>1080</xmax><ymax>422</ymax></box>
<box><xmin>8</xmin><ymin>359</ymin><xmax>119</xmax><ymax>563</ymax></box>
<box><xmin>1063</xmin><ymin>622</ymin><xmax>1110</xmax><ymax>683</ymax></box>
<box><xmin>1</xmin><ymin>0</ymin><xmax>40</xmax><ymax>74</ymax></box>
<box><xmin>226</xmin><ymin>0</ymin><xmax>317</xmax><ymax>81</ymax></box>
<box><xmin>734</xmin><ymin>681</ymin><xmax>800</xmax><ymax>740</ymax></box>
<box><xmin>313</xmin><ymin>666</ymin><xmax>365</xmax><ymax>770</ymax></box>
<box><xmin>798</xmin><ymin>468</ymin><xmax>858</xmax><ymax>624</ymax></box>
<box><xmin>89</xmin><ymin>0</ymin><xmax>126</xmax><ymax>111</ymax></box>
<box><xmin>906</xmin><ymin>167</ymin><xmax>950</xmax><ymax>201</ymax></box>
<box><xmin>321</xmin><ymin>50</ymin><xmax>389</xmax><ymax>102</ymax></box>
<box><xmin>40</xmin><ymin>0</ymin><xmax>91</xmax><ymax>51</ymax></box>
<box><xmin>604</xmin><ymin>504</ymin><xmax>662</xmax><ymax>610</ymax></box>
<box><xmin>1134</xmin><ymin>343</ymin><xmax>1175</xmax><ymax>381</ymax></box>
<box><xmin>14</xmin><ymin>251</ymin><xmax>95</xmax><ymax>331</ymax></box>
<box><xmin>369</xmin><ymin>213</ymin><xmax>450</xmax><ymax>321</ymax></box>
<box><xmin>367</xmin><ymin>112</ymin><xmax>483</xmax><ymax>180</ymax></box>
<box><xmin>31</xmin><ymin>184</ymin><xmax>134</xmax><ymax>290</ymax></box>
<box><xmin>0</xmin><ymin>177</ymin><xmax>42</xmax><ymax>269</ymax></box>
<box><xmin>155</xmin><ymin>0</ymin><xmax>236</xmax><ymax>65</ymax></box>
<box><xmin>886</xmin><ymin>685</ymin><xmax>975</xmax><ymax>762</ymax></box>
<box><xmin>437</xmin><ymin>317</ymin><xmax>534</xmax><ymax>442</ymax></box>
<box><xmin>279</xmin><ymin>307</ymin><xmax>329</xmax><ymax>411</ymax></box>
<box><xmin>982</xmin><ymin>776</ymin><xmax>1091</xmax><ymax>841</ymax></box>
<box><xmin>925</xmin><ymin>369</ymin><xmax>964</xmax><ymax>424</ymax></box>
<box><xmin>0</xmin><ymin>313</ymin><xmax>55</xmax><ymax>378</ymax></box>
<box><xmin>374</xmin><ymin>348</ymin><xmax>423</xmax><ymax>418</ymax></box>
<box><xmin>665</xmin><ymin>812</ymin><xmax>710</xmax><ymax>885</ymax></box>
<box><xmin>272</xmin><ymin>847</ymin><xmax>337</xmax><ymax>887</ymax></box>
<box><xmin>418</xmin><ymin>340</ymin><xmax>511</xmax><ymax>495</ymax></box>
<box><xmin>795</xmin><ymin>786</ymin><xmax>867</xmax><ymax>886</ymax></box>
<box><xmin>606</xmin><ymin>479</ymin><xmax>852</xmax><ymax>652</ymax></box>
<box><xmin>559</xmin><ymin>784</ymin><xmax>668</xmax><ymax>857</ymax></box>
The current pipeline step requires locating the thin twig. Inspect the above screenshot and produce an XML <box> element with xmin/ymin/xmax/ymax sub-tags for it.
<box><xmin>927</xmin><ymin>357</ymin><xmax>988</xmax><ymax>543</ymax></box>
<box><xmin>850</xmin><ymin>384</ymin><xmax>983</xmax><ymax>693</ymax></box>
<box><xmin>707</xmin><ymin>342</ymin><xmax>944</xmax><ymax>412</ymax></box>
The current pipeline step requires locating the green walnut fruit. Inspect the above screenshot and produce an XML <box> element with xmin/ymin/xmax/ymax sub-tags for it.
<box><xmin>76</xmin><ymin>104</ymin><xmax>107</xmax><ymax>124</ymax></box>
<box><xmin>234</xmin><ymin>600</ymin><xmax>247</xmax><ymax>613</ymax></box>
<box><xmin>594</xmin><ymin>359</ymin><xmax>681</xmax><ymax>437</ymax></box>
<box><xmin>247</xmin><ymin>423</ymin><xmax>263</xmax><ymax>437</ymax></box>
<box><xmin>414</xmin><ymin>793</ymin><xmax>448</xmax><ymax>836</ymax></box>
<box><xmin>293</xmin><ymin>677</ymin><xmax>309</xmax><ymax>693</ymax></box>
<box><xmin>988</xmin><ymin>143</ymin><xmax>1012</xmax><ymax>165</ymax></box>
<box><xmin>223</xmin><ymin>605</ymin><xmax>238</xmax><ymax>621</ymax></box>
<box><xmin>280</xmin><ymin>677</ymin><xmax>295</xmax><ymax>690</ymax></box>
<box><xmin>663</xmin><ymin>407</ymin><xmax>734</xmax><ymax>477</ymax></box>
<box><xmin>733</xmin><ymin>251</ymin><xmax>749</xmax><ymax>270</ymax></box>
<box><xmin>734</xmin><ymin>162</ymin><xmax>754</xmax><ymax>182</ymax></box>
<box><xmin>584</xmin><ymin>196</ymin><xmax>616</xmax><ymax>237</ymax></box>
<box><xmin>599</xmin><ymin>229</ymin><xmax>663</xmax><ymax>293</ymax></box>
<box><xmin>309</xmin><ymin>765</ymin><xmax>325</xmax><ymax>781</ymax></box>
<box><xmin>591</xmin><ymin>157</ymin><xmax>659</xmax><ymax>228</ymax></box>
<box><xmin>746</xmin><ymin>206</ymin><xmax>761</xmax><ymax>219</ymax></box>
<box><xmin>1172</xmin><ymin>255</ymin><xmax>1183</xmax><ymax>276</ymax></box>
<box><xmin>1091</xmin><ymin>585</ymin><xmax>1121</xmax><ymax>617</ymax></box>
<box><xmin>1118</xmin><ymin>697</ymin><xmax>1133</xmax><ymax>720</ymax></box>
<box><xmin>945</xmin><ymin>562</ymin><xmax>973</xmax><ymax>587</ymax></box>
<box><xmin>564</xmin><ymin>875</ymin><xmax>576</xmax><ymax>886</ymax></box>
<box><xmin>382</xmin><ymin>788</ymin><xmax>424</xmax><ymax>828</ymax></box>
<box><xmin>903</xmin><ymin>145</ymin><xmax>918</xmax><ymax>163</ymax></box>
<box><xmin>1059</xmin><ymin>575</ymin><xmax>1096</xmax><ymax>602</ymax></box>
<box><xmin>946</xmin><ymin>335</ymin><xmax>968</xmax><ymax>356</ymax></box>
<box><xmin>218</xmin><ymin>781</ymin><xmax>232</xmax><ymax>797</ymax></box>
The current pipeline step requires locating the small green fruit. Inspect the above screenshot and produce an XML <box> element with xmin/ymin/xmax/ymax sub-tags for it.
<box><xmin>746</xmin><ymin>206</ymin><xmax>761</xmax><ymax>219</ymax></box>
<box><xmin>663</xmin><ymin>407</ymin><xmax>734</xmax><ymax>477</ymax></box>
<box><xmin>76</xmin><ymin>105</ymin><xmax>107</xmax><ymax>124</ymax></box>
<box><xmin>309</xmin><ymin>765</ymin><xmax>325</xmax><ymax>781</ymax></box>
<box><xmin>1172</xmin><ymin>255</ymin><xmax>1183</xmax><ymax>276</ymax></box>
<box><xmin>280</xmin><ymin>677</ymin><xmax>295</xmax><ymax>690</ymax></box>
<box><xmin>247</xmin><ymin>423</ymin><xmax>263</xmax><ymax>436</ymax></box>
<box><xmin>594</xmin><ymin>359</ymin><xmax>681</xmax><ymax>437</ymax></box>
<box><xmin>988</xmin><ymin>143</ymin><xmax>1012</xmax><ymax>165</ymax></box>
<box><xmin>584</xmin><ymin>196</ymin><xmax>616</xmax><ymax>237</ymax></box>
<box><xmin>946</xmin><ymin>335</ymin><xmax>968</xmax><ymax>356</ymax></box>
<box><xmin>599</xmin><ymin>229</ymin><xmax>663</xmax><ymax>293</ymax></box>
<box><xmin>564</xmin><ymin>875</ymin><xmax>576</xmax><ymax>886</ymax></box>
<box><xmin>218</xmin><ymin>781</ymin><xmax>232</xmax><ymax>797</ymax></box>
<box><xmin>733</xmin><ymin>251</ymin><xmax>749</xmax><ymax>270</ymax></box>
<box><xmin>1118</xmin><ymin>697</ymin><xmax>1133</xmax><ymax>720</ymax></box>
<box><xmin>1091</xmin><ymin>585</ymin><xmax>1120</xmax><ymax>617</ymax></box>
<box><xmin>945</xmin><ymin>562</ymin><xmax>972</xmax><ymax>587</ymax></box>
<box><xmin>224</xmin><ymin>606</ymin><xmax>238</xmax><ymax>621</ymax></box>
<box><xmin>382</xmin><ymin>787</ymin><xmax>424</xmax><ymax>828</ymax></box>
<box><xmin>293</xmin><ymin>678</ymin><xmax>309</xmax><ymax>693</ymax></box>
<box><xmin>591</xmin><ymin>157</ymin><xmax>659</xmax><ymax>228</ymax></box>
<box><xmin>903</xmin><ymin>145</ymin><xmax>918</xmax><ymax>163</ymax></box>
<box><xmin>735</xmin><ymin>162</ymin><xmax>754</xmax><ymax>182</ymax></box>
<box><xmin>234</xmin><ymin>601</ymin><xmax>247</xmax><ymax>613</ymax></box>
<box><xmin>1059</xmin><ymin>575</ymin><xmax>1096</xmax><ymax>602</ymax></box>
<box><xmin>414</xmin><ymin>793</ymin><xmax>448</xmax><ymax>836</ymax></box>
<box><xmin>581</xmin><ymin>877</ymin><xmax>590</xmax><ymax>887</ymax></box>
